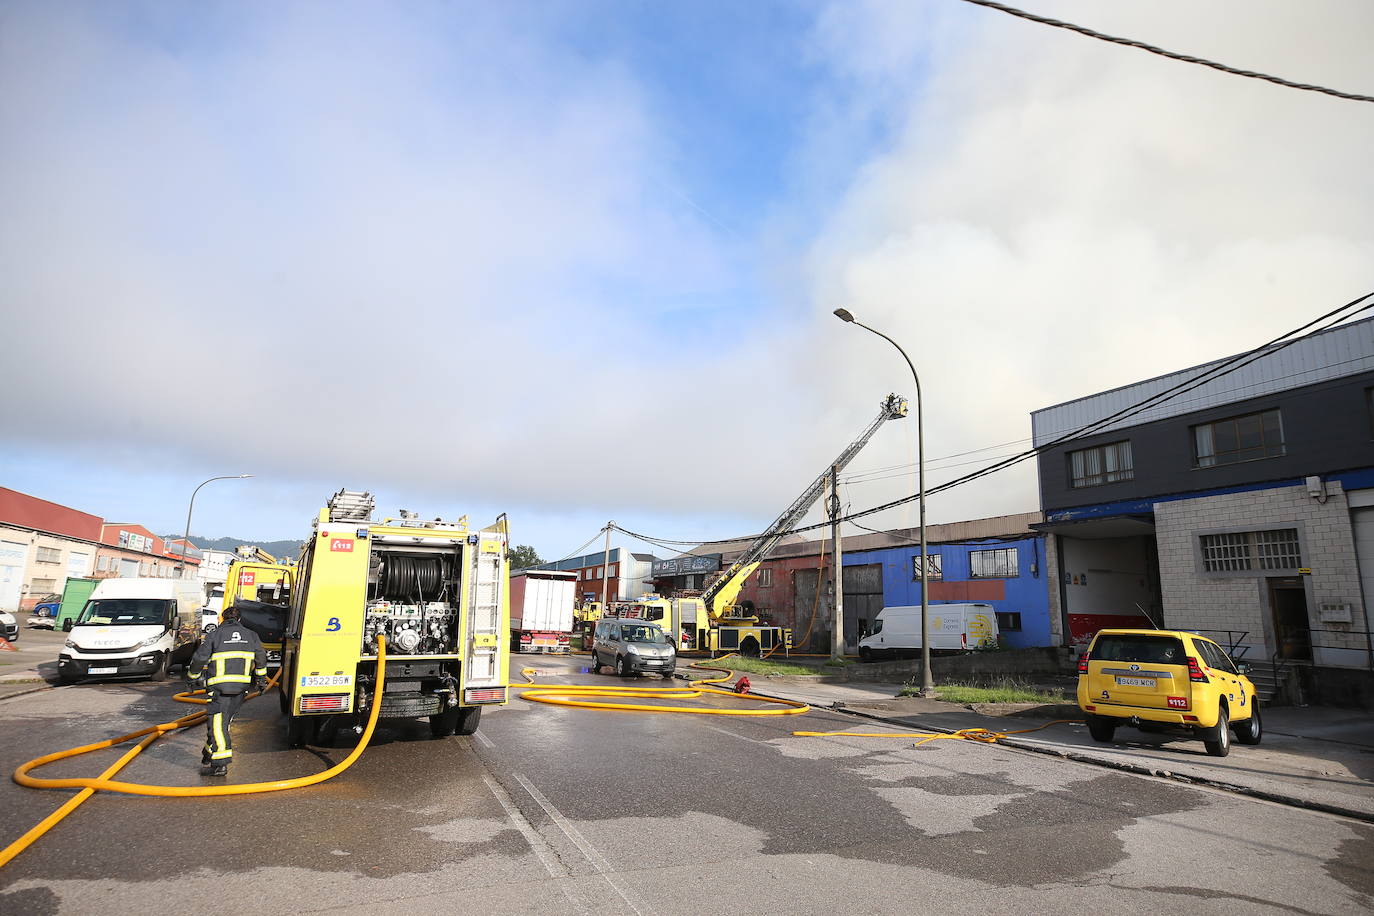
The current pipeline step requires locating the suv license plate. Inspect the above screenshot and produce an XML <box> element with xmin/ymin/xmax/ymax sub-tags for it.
<box><xmin>88</xmin><ymin>666</ymin><xmax>118</xmax><ymax>675</ymax></box>
<box><xmin>1115</xmin><ymin>676</ymin><xmax>1155</xmax><ymax>687</ymax></box>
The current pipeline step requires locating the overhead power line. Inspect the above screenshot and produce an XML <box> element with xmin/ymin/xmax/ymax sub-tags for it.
<box><xmin>552</xmin><ymin>527</ymin><xmax>609</xmax><ymax>563</ymax></box>
<box><xmin>614</xmin><ymin>291</ymin><xmax>1374</xmax><ymax>550</ymax></box>
<box><xmin>958</xmin><ymin>0</ymin><xmax>1374</xmax><ymax>104</ymax></box>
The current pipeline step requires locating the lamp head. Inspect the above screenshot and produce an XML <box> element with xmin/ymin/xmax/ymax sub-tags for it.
<box><xmin>833</xmin><ymin>308</ymin><xmax>855</xmax><ymax>323</ymax></box>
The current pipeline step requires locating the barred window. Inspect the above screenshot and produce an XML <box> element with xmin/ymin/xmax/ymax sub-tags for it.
<box><xmin>31</xmin><ymin>578</ymin><xmax>56</xmax><ymax>592</ymax></box>
<box><xmin>757</xmin><ymin>568</ymin><xmax>773</xmax><ymax>587</ymax></box>
<box><xmin>1200</xmin><ymin>529</ymin><xmax>1300</xmax><ymax>572</ymax></box>
<box><xmin>971</xmin><ymin>548</ymin><xmax>1018</xmax><ymax>578</ymax></box>
<box><xmin>1254</xmin><ymin>529</ymin><xmax>1302</xmax><ymax>570</ymax></box>
<box><xmin>911</xmin><ymin>554</ymin><xmax>942</xmax><ymax>581</ymax></box>
<box><xmin>1193</xmin><ymin>409</ymin><xmax>1284</xmax><ymax>468</ymax></box>
<box><xmin>36</xmin><ymin>546</ymin><xmax>62</xmax><ymax>564</ymax></box>
<box><xmin>1069</xmin><ymin>441</ymin><xmax>1134</xmax><ymax>488</ymax></box>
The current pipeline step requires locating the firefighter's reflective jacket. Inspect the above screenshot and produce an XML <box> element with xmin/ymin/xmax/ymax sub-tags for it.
<box><xmin>188</xmin><ymin>621</ymin><xmax>267</xmax><ymax>694</ymax></box>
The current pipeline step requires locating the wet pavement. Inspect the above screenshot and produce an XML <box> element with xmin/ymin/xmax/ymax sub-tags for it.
<box><xmin>1</xmin><ymin>652</ymin><xmax>1371</xmax><ymax>914</ymax></box>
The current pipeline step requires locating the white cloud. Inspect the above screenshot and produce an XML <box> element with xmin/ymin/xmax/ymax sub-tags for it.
<box><xmin>798</xmin><ymin>0</ymin><xmax>1374</xmax><ymax>530</ymax></box>
<box><xmin>2</xmin><ymin>1</ymin><xmax>1371</xmax><ymax>552</ymax></box>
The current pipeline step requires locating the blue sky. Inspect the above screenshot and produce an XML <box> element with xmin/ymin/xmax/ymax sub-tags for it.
<box><xmin>3</xmin><ymin>1</ymin><xmax>1371</xmax><ymax>563</ymax></box>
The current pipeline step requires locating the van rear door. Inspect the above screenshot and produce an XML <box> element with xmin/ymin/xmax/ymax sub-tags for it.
<box><xmin>1086</xmin><ymin>633</ymin><xmax>1190</xmax><ymax>711</ymax></box>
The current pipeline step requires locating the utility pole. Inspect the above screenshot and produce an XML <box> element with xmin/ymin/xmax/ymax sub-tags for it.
<box><xmin>600</xmin><ymin>522</ymin><xmax>613</xmax><ymax>608</ymax></box>
<box><xmin>829</xmin><ymin>465</ymin><xmax>844</xmax><ymax>662</ymax></box>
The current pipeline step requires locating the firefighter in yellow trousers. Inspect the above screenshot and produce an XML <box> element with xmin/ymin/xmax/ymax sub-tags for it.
<box><xmin>187</xmin><ymin>606</ymin><xmax>268</xmax><ymax>777</ymax></box>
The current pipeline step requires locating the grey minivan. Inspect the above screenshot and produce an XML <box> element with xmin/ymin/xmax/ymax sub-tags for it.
<box><xmin>591</xmin><ymin>619</ymin><xmax>677</xmax><ymax>678</ymax></box>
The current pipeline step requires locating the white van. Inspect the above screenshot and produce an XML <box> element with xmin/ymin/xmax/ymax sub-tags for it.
<box><xmin>57</xmin><ymin>578</ymin><xmax>204</xmax><ymax>682</ymax></box>
<box><xmin>857</xmin><ymin>602</ymin><xmax>1000</xmax><ymax>660</ymax></box>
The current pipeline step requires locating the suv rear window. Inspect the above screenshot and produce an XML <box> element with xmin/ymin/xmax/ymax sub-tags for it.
<box><xmin>1092</xmin><ymin>634</ymin><xmax>1186</xmax><ymax>665</ymax></box>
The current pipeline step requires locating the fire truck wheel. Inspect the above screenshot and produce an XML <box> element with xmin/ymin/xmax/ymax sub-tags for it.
<box><xmin>429</xmin><ymin>706</ymin><xmax>460</xmax><ymax>738</ymax></box>
<box><xmin>455</xmin><ymin>706</ymin><xmax>482</xmax><ymax>736</ymax></box>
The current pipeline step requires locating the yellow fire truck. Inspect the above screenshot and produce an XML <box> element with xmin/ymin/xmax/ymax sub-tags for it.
<box><xmin>221</xmin><ymin>558</ymin><xmax>294</xmax><ymax>670</ymax></box>
<box><xmin>279</xmin><ymin>490</ymin><xmax>511</xmax><ymax>746</ymax></box>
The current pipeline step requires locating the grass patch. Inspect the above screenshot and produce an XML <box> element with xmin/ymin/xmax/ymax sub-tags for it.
<box><xmin>698</xmin><ymin>656</ymin><xmax>833</xmax><ymax>677</ymax></box>
<box><xmin>901</xmin><ymin>678</ymin><xmax>1068</xmax><ymax>704</ymax></box>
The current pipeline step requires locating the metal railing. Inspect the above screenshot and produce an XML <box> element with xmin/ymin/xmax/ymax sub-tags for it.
<box><xmin>1188</xmin><ymin>629</ymin><xmax>1251</xmax><ymax>659</ymax></box>
<box><xmin>1272</xmin><ymin>627</ymin><xmax>1374</xmax><ymax>671</ymax></box>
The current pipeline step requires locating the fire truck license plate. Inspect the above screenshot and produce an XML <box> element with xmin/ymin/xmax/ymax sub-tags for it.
<box><xmin>300</xmin><ymin>675</ymin><xmax>352</xmax><ymax>687</ymax></box>
<box><xmin>1114</xmin><ymin>676</ymin><xmax>1154</xmax><ymax>687</ymax></box>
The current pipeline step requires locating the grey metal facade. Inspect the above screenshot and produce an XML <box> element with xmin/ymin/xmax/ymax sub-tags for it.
<box><xmin>1037</xmin><ymin>368</ymin><xmax>1374</xmax><ymax>512</ymax></box>
<box><xmin>1032</xmin><ymin>315</ymin><xmax>1374</xmax><ymax>448</ymax></box>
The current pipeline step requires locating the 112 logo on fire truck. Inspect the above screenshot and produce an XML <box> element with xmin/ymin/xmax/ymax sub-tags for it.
<box><xmin>330</xmin><ymin>538</ymin><xmax>355</xmax><ymax>553</ymax></box>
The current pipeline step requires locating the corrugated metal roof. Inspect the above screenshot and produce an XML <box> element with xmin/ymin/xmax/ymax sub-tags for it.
<box><xmin>1031</xmin><ymin>314</ymin><xmax>1374</xmax><ymax>446</ymax></box>
<box><xmin>719</xmin><ymin>512</ymin><xmax>1044</xmax><ymax>560</ymax></box>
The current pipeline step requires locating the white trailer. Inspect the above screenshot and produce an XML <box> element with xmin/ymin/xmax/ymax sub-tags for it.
<box><xmin>510</xmin><ymin>569</ymin><xmax>577</xmax><ymax>654</ymax></box>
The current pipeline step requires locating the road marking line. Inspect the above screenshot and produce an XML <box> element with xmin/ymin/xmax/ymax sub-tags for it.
<box><xmin>481</xmin><ymin>774</ymin><xmax>565</xmax><ymax>880</ymax></box>
<box><xmin>693</xmin><ymin>719</ymin><xmax>768</xmax><ymax>745</ymax></box>
<box><xmin>474</xmin><ymin>729</ymin><xmax>495</xmax><ymax>749</ymax></box>
<box><xmin>513</xmin><ymin>771</ymin><xmax>653</xmax><ymax>916</ymax></box>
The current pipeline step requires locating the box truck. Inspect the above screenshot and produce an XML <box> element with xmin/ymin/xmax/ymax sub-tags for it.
<box><xmin>510</xmin><ymin>569</ymin><xmax>577</xmax><ymax>653</ymax></box>
<box><xmin>857</xmin><ymin>602</ymin><xmax>1000</xmax><ymax>659</ymax></box>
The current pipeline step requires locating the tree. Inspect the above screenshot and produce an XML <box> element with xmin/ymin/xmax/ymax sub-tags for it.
<box><xmin>508</xmin><ymin>544</ymin><xmax>544</xmax><ymax>570</ymax></box>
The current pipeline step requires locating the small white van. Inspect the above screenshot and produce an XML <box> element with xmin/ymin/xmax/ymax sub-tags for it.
<box><xmin>858</xmin><ymin>602</ymin><xmax>1000</xmax><ymax>660</ymax></box>
<box><xmin>58</xmin><ymin>578</ymin><xmax>204</xmax><ymax>682</ymax></box>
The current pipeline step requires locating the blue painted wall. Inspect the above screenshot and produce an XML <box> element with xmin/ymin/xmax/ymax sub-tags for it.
<box><xmin>843</xmin><ymin>536</ymin><xmax>1055</xmax><ymax>649</ymax></box>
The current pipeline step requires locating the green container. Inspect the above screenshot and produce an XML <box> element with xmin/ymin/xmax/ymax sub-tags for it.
<box><xmin>56</xmin><ymin>577</ymin><xmax>99</xmax><ymax>631</ymax></box>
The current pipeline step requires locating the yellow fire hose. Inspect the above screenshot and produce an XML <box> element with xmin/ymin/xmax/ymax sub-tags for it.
<box><xmin>793</xmin><ymin>719</ymin><xmax>1084</xmax><ymax>746</ymax></box>
<box><xmin>516</xmin><ymin>655</ymin><xmax>811</xmax><ymax>717</ymax></box>
<box><xmin>0</xmin><ymin>636</ymin><xmax>391</xmax><ymax>870</ymax></box>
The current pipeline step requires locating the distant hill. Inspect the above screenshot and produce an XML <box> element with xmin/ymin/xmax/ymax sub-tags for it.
<box><xmin>170</xmin><ymin>535</ymin><xmax>306</xmax><ymax>559</ymax></box>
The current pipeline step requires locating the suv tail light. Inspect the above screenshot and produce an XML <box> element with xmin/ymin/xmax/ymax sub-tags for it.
<box><xmin>1077</xmin><ymin>650</ymin><xmax>1090</xmax><ymax>674</ymax></box>
<box><xmin>1187</xmin><ymin>656</ymin><xmax>1209</xmax><ymax>683</ymax></box>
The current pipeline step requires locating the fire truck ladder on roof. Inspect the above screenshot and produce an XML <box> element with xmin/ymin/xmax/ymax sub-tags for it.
<box><xmin>327</xmin><ymin>489</ymin><xmax>375</xmax><ymax>523</ymax></box>
<box><xmin>701</xmin><ymin>393</ymin><xmax>908</xmax><ymax>621</ymax></box>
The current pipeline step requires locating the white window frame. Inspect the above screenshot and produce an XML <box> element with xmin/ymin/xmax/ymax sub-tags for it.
<box><xmin>912</xmin><ymin>554</ymin><xmax>942</xmax><ymax>581</ymax></box>
<box><xmin>757</xmin><ymin>568</ymin><xmax>773</xmax><ymax>588</ymax></box>
<box><xmin>1069</xmin><ymin>440</ymin><xmax>1134</xmax><ymax>488</ymax></box>
<box><xmin>970</xmin><ymin>547</ymin><xmax>1019</xmax><ymax>579</ymax></box>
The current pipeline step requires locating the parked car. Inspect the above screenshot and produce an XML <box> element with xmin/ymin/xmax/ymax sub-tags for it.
<box><xmin>590</xmin><ymin>619</ymin><xmax>676</xmax><ymax>678</ymax></box>
<box><xmin>1077</xmin><ymin>628</ymin><xmax>1261</xmax><ymax>757</ymax></box>
<box><xmin>1</xmin><ymin>610</ymin><xmax>18</xmax><ymax>642</ymax></box>
<box><xmin>31</xmin><ymin>593</ymin><xmax>62</xmax><ymax>618</ymax></box>
<box><xmin>199</xmin><ymin>607</ymin><xmax>221</xmax><ymax>633</ymax></box>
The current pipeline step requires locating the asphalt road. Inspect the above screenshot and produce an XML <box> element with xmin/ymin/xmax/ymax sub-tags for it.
<box><xmin>1</xmin><ymin>654</ymin><xmax>1370</xmax><ymax>914</ymax></box>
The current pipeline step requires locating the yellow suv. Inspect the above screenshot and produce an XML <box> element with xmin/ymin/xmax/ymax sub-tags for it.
<box><xmin>1076</xmin><ymin>629</ymin><xmax>1261</xmax><ymax>757</ymax></box>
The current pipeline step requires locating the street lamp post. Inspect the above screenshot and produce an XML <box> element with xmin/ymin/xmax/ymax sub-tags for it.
<box><xmin>180</xmin><ymin>475</ymin><xmax>253</xmax><ymax>577</ymax></box>
<box><xmin>833</xmin><ymin>308</ymin><xmax>934</xmax><ymax>697</ymax></box>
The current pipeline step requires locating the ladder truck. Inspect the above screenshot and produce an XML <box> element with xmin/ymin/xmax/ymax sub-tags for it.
<box><xmin>608</xmin><ymin>394</ymin><xmax>908</xmax><ymax>656</ymax></box>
